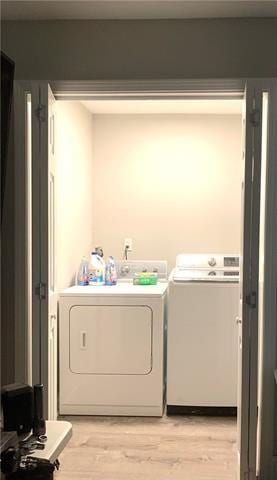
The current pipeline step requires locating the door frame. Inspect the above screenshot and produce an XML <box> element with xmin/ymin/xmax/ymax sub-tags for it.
<box><xmin>13</xmin><ymin>82</ymin><xmax>29</xmax><ymax>384</ymax></box>
<box><xmin>13</xmin><ymin>81</ymin><xmax>41</xmax><ymax>388</ymax></box>
<box><xmin>13</xmin><ymin>79</ymin><xmax>277</xmax><ymax>478</ymax></box>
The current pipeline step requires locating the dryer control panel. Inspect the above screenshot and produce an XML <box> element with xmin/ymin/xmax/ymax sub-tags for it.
<box><xmin>116</xmin><ymin>260</ymin><xmax>167</xmax><ymax>281</ymax></box>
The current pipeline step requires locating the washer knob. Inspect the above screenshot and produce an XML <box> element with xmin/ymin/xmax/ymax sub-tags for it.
<box><xmin>120</xmin><ymin>265</ymin><xmax>130</xmax><ymax>275</ymax></box>
<box><xmin>208</xmin><ymin>257</ymin><xmax>216</xmax><ymax>267</ymax></box>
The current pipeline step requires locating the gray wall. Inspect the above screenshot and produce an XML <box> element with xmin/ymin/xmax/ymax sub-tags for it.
<box><xmin>2</xmin><ymin>14</ymin><xmax>277</xmax><ymax>469</ymax></box>
<box><xmin>1</xmin><ymin>18</ymin><xmax>277</xmax><ymax>80</ymax></box>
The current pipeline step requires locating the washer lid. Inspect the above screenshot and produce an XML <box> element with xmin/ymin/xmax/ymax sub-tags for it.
<box><xmin>60</xmin><ymin>283</ymin><xmax>168</xmax><ymax>297</ymax></box>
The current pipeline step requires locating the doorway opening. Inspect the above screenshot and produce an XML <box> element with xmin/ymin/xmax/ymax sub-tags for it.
<box><xmin>51</xmin><ymin>94</ymin><xmax>243</xmax><ymax>479</ymax></box>
<box><xmin>20</xmin><ymin>80</ymin><xmax>273</xmax><ymax>480</ymax></box>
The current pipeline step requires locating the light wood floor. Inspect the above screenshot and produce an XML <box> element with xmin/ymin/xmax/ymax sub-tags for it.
<box><xmin>56</xmin><ymin>415</ymin><xmax>237</xmax><ymax>480</ymax></box>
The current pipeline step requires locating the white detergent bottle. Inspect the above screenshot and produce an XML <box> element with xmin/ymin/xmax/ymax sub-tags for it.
<box><xmin>88</xmin><ymin>252</ymin><xmax>105</xmax><ymax>286</ymax></box>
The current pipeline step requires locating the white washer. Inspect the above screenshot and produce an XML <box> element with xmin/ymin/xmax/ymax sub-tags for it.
<box><xmin>59</xmin><ymin>261</ymin><xmax>167</xmax><ymax>416</ymax></box>
<box><xmin>167</xmin><ymin>254</ymin><xmax>239</xmax><ymax>413</ymax></box>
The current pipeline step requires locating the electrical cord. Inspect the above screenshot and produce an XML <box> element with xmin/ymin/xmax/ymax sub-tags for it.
<box><xmin>124</xmin><ymin>245</ymin><xmax>130</xmax><ymax>260</ymax></box>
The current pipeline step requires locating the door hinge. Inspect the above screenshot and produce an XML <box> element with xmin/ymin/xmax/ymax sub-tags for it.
<box><xmin>36</xmin><ymin>103</ymin><xmax>46</xmax><ymax>123</ymax></box>
<box><xmin>36</xmin><ymin>282</ymin><xmax>47</xmax><ymax>300</ymax></box>
<box><xmin>246</xmin><ymin>291</ymin><xmax>257</xmax><ymax>308</ymax></box>
<box><xmin>249</xmin><ymin>108</ymin><xmax>260</xmax><ymax>127</ymax></box>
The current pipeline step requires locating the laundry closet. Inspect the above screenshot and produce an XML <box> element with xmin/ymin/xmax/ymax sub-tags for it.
<box><xmin>47</xmin><ymin>97</ymin><xmax>243</xmax><ymax>418</ymax></box>
<box><xmin>21</xmin><ymin>77</ymin><xmax>276</xmax><ymax>479</ymax></box>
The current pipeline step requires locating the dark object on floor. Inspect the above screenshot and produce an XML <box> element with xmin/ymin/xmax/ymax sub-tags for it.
<box><xmin>7</xmin><ymin>457</ymin><xmax>56</xmax><ymax>480</ymax></box>
<box><xmin>0</xmin><ymin>431</ymin><xmax>21</xmax><ymax>475</ymax></box>
<box><xmin>1</xmin><ymin>384</ymin><xmax>34</xmax><ymax>435</ymax></box>
<box><xmin>167</xmin><ymin>405</ymin><xmax>237</xmax><ymax>416</ymax></box>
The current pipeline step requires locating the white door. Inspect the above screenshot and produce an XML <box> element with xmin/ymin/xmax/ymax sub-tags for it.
<box><xmin>47</xmin><ymin>87</ymin><xmax>58</xmax><ymax>420</ymax></box>
<box><xmin>69</xmin><ymin>305</ymin><xmax>152</xmax><ymax>375</ymax></box>
<box><xmin>255</xmin><ymin>83</ymin><xmax>277</xmax><ymax>480</ymax></box>
<box><xmin>237</xmin><ymin>81</ymin><xmax>276</xmax><ymax>480</ymax></box>
<box><xmin>31</xmin><ymin>83</ymin><xmax>58</xmax><ymax>419</ymax></box>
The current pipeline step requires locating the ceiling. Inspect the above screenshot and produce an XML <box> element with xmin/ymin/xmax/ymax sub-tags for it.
<box><xmin>80</xmin><ymin>99</ymin><xmax>242</xmax><ymax>114</ymax></box>
<box><xmin>2</xmin><ymin>0</ymin><xmax>277</xmax><ymax>20</ymax></box>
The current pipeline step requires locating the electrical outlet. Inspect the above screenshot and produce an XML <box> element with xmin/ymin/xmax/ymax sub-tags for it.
<box><xmin>124</xmin><ymin>238</ymin><xmax>133</xmax><ymax>252</ymax></box>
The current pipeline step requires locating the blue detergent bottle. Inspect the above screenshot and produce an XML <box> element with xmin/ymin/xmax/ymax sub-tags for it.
<box><xmin>76</xmin><ymin>257</ymin><xmax>89</xmax><ymax>286</ymax></box>
<box><xmin>105</xmin><ymin>256</ymin><xmax>117</xmax><ymax>286</ymax></box>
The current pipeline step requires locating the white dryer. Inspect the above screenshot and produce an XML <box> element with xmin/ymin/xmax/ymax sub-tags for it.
<box><xmin>59</xmin><ymin>261</ymin><xmax>167</xmax><ymax>416</ymax></box>
<box><xmin>167</xmin><ymin>254</ymin><xmax>239</xmax><ymax>414</ymax></box>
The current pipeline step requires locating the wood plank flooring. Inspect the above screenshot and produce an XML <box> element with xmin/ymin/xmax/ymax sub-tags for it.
<box><xmin>56</xmin><ymin>415</ymin><xmax>237</xmax><ymax>480</ymax></box>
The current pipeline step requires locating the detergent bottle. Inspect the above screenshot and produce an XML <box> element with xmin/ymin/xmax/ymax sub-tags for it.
<box><xmin>105</xmin><ymin>256</ymin><xmax>117</xmax><ymax>286</ymax></box>
<box><xmin>88</xmin><ymin>252</ymin><xmax>105</xmax><ymax>286</ymax></box>
<box><xmin>76</xmin><ymin>257</ymin><xmax>89</xmax><ymax>286</ymax></box>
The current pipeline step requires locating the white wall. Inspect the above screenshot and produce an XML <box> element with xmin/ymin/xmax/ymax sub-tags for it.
<box><xmin>92</xmin><ymin>114</ymin><xmax>242</xmax><ymax>271</ymax></box>
<box><xmin>56</xmin><ymin>101</ymin><xmax>94</xmax><ymax>290</ymax></box>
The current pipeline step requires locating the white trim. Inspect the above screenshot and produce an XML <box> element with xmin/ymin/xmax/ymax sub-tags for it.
<box><xmin>26</xmin><ymin>93</ymin><xmax>32</xmax><ymax>385</ymax></box>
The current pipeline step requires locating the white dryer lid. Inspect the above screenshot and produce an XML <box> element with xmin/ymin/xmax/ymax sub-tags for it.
<box><xmin>60</xmin><ymin>283</ymin><xmax>168</xmax><ymax>297</ymax></box>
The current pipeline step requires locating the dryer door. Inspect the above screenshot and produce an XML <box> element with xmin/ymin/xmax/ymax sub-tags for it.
<box><xmin>69</xmin><ymin>305</ymin><xmax>152</xmax><ymax>375</ymax></box>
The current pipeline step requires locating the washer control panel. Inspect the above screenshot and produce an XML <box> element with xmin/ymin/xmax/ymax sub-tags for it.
<box><xmin>224</xmin><ymin>256</ymin><xmax>239</xmax><ymax>267</ymax></box>
<box><xmin>176</xmin><ymin>254</ymin><xmax>239</xmax><ymax>270</ymax></box>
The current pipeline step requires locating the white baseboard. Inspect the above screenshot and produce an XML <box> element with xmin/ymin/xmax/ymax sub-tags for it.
<box><xmin>59</xmin><ymin>403</ymin><xmax>164</xmax><ymax>417</ymax></box>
